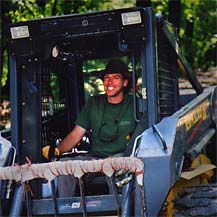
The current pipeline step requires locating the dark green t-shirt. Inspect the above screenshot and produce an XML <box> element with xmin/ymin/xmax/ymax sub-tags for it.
<box><xmin>76</xmin><ymin>94</ymin><xmax>135</xmax><ymax>157</ymax></box>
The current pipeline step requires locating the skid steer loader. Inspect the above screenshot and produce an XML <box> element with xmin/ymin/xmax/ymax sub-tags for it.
<box><xmin>0</xmin><ymin>6</ymin><xmax>216</xmax><ymax>217</ymax></box>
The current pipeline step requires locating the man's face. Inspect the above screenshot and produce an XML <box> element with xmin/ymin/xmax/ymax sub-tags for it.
<box><xmin>103</xmin><ymin>73</ymin><xmax>128</xmax><ymax>99</ymax></box>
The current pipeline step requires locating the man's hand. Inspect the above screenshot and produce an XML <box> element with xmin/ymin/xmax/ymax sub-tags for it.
<box><xmin>42</xmin><ymin>145</ymin><xmax>60</xmax><ymax>160</ymax></box>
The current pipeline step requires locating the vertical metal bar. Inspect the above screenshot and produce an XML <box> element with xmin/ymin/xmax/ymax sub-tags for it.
<box><xmin>121</xmin><ymin>182</ymin><xmax>133</xmax><ymax>217</ymax></box>
<box><xmin>108</xmin><ymin>177</ymin><xmax>121</xmax><ymax>217</ymax></box>
<box><xmin>131</xmin><ymin>53</ymin><xmax>139</xmax><ymax>123</ymax></box>
<box><xmin>143</xmin><ymin>7</ymin><xmax>158</xmax><ymax>126</ymax></box>
<box><xmin>50</xmin><ymin>180</ymin><xmax>58</xmax><ymax>217</ymax></box>
<box><xmin>25</xmin><ymin>184</ymin><xmax>33</xmax><ymax>217</ymax></box>
<box><xmin>134</xmin><ymin>181</ymin><xmax>147</xmax><ymax>217</ymax></box>
<box><xmin>78</xmin><ymin>177</ymin><xmax>87</xmax><ymax>217</ymax></box>
<box><xmin>9</xmin><ymin>57</ymin><xmax>20</xmax><ymax>157</ymax></box>
<box><xmin>9</xmin><ymin>184</ymin><xmax>25</xmax><ymax>217</ymax></box>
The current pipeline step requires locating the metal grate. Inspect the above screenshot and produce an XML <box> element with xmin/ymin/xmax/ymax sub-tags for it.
<box><xmin>157</xmin><ymin>29</ymin><xmax>179</xmax><ymax>120</ymax></box>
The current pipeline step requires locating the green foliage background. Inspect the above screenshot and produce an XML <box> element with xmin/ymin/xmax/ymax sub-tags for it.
<box><xmin>1</xmin><ymin>0</ymin><xmax>216</xmax><ymax>89</ymax></box>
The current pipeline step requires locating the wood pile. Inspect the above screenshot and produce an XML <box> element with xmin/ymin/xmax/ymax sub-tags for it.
<box><xmin>179</xmin><ymin>68</ymin><xmax>217</xmax><ymax>89</ymax></box>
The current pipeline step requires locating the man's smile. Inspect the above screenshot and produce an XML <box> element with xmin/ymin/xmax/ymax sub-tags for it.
<box><xmin>107</xmin><ymin>86</ymin><xmax>115</xmax><ymax>91</ymax></box>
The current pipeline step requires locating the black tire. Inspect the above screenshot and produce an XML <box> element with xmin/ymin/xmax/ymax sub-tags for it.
<box><xmin>174</xmin><ymin>183</ymin><xmax>217</xmax><ymax>217</ymax></box>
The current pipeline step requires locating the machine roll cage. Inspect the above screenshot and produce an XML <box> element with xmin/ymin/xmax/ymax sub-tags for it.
<box><xmin>5</xmin><ymin>6</ymin><xmax>209</xmax><ymax>217</ymax></box>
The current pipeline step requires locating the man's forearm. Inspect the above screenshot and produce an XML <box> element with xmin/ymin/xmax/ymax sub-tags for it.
<box><xmin>57</xmin><ymin>135</ymin><xmax>77</xmax><ymax>153</ymax></box>
<box><xmin>57</xmin><ymin>125</ymin><xmax>86</xmax><ymax>154</ymax></box>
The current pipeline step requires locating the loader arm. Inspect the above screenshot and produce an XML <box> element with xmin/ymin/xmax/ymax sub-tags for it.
<box><xmin>136</xmin><ymin>85</ymin><xmax>217</xmax><ymax>217</ymax></box>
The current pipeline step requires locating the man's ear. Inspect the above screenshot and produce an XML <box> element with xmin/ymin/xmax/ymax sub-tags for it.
<box><xmin>123</xmin><ymin>79</ymin><xmax>128</xmax><ymax>87</ymax></box>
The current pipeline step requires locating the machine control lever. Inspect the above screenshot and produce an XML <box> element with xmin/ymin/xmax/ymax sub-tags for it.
<box><xmin>152</xmin><ymin>125</ymin><xmax>167</xmax><ymax>150</ymax></box>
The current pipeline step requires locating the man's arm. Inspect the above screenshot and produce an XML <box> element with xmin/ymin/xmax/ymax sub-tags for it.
<box><xmin>42</xmin><ymin>125</ymin><xmax>87</xmax><ymax>160</ymax></box>
<box><xmin>57</xmin><ymin>125</ymin><xmax>86</xmax><ymax>154</ymax></box>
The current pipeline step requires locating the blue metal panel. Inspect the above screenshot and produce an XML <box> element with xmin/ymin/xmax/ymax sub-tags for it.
<box><xmin>9</xmin><ymin>57</ymin><xmax>19</xmax><ymax>153</ymax></box>
<box><xmin>143</xmin><ymin>7</ymin><xmax>158</xmax><ymax>127</ymax></box>
<box><xmin>137</xmin><ymin>117</ymin><xmax>178</xmax><ymax>216</ymax></box>
<box><xmin>21</xmin><ymin>61</ymin><xmax>41</xmax><ymax>163</ymax></box>
<box><xmin>32</xmin><ymin>195</ymin><xmax>121</xmax><ymax>215</ymax></box>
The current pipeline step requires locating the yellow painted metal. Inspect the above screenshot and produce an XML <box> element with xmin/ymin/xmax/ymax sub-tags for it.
<box><xmin>191</xmin><ymin>154</ymin><xmax>216</xmax><ymax>180</ymax></box>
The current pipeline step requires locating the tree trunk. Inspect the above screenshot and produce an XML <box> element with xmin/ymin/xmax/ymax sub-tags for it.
<box><xmin>36</xmin><ymin>0</ymin><xmax>46</xmax><ymax>16</ymax></box>
<box><xmin>51</xmin><ymin>0</ymin><xmax>57</xmax><ymax>15</ymax></box>
<box><xmin>136</xmin><ymin>0</ymin><xmax>151</xmax><ymax>8</ymax></box>
<box><xmin>168</xmin><ymin>0</ymin><xmax>181</xmax><ymax>32</ymax></box>
<box><xmin>185</xmin><ymin>19</ymin><xmax>194</xmax><ymax>65</ymax></box>
<box><xmin>73</xmin><ymin>0</ymin><xmax>82</xmax><ymax>13</ymax></box>
<box><xmin>1</xmin><ymin>1</ymin><xmax>11</xmax><ymax>100</ymax></box>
